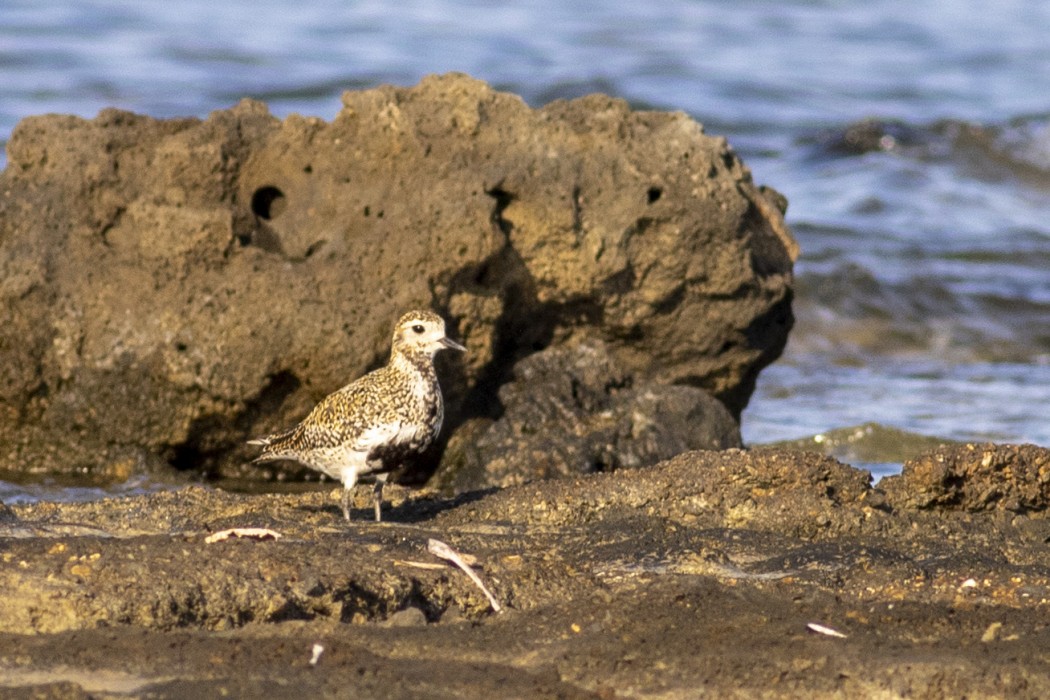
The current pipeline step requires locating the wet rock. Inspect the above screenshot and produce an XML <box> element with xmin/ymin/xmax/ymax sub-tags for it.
<box><xmin>434</xmin><ymin>340</ymin><xmax>741</xmax><ymax>493</ymax></box>
<box><xmin>759</xmin><ymin>421</ymin><xmax>960</xmax><ymax>467</ymax></box>
<box><xmin>382</xmin><ymin>606</ymin><xmax>430</xmax><ymax>627</ymax></box>
<box><xmin>813</xmin><ymin>116</ymin><xmax>925</xmax><ymax>155</ymax></box>
<box><xmin>0</xmin><ymin>73</ymin><xmax>795</xmax><ymax>482</ymax></box>
<box><xmin>881</xmin><ymin>442</ymin><xmax>1050</xmax><ymax>512</ymax></box>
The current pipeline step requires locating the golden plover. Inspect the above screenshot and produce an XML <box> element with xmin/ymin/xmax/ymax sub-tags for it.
<box><xmin>248</xmin><ymin>310</ymin><xmax>465</xmax><ymax>522</ymax></box>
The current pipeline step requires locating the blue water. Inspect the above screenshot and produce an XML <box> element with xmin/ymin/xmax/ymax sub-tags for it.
<box><xmin>1</xmin><ymin>0</ymin><xmax>1048</xmax><ymax>492</ymax></box>
<box><xmin>0</xmin><ymin>473</ymin><xmax>173</xmax><ymax>506</ymax></box>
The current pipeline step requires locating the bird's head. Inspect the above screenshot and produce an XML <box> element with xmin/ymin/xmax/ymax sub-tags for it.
<box><xmin>392</xmin><ymin>310</ymin><xmax>466</xmax><ymax>356</ymax></box>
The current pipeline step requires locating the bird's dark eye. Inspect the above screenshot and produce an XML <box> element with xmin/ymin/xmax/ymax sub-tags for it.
<box><xmin>412</xmin><ymin>324</ymin><xmax>425</xmax><ymax>334</ymax></box>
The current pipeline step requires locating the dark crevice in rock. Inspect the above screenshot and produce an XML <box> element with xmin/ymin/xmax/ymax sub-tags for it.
<box><xmin>171</xmin><ymin>370</ymin><xmax>303</xmax><ymax>475</ymax></box>
<box><xmin>739</xmin><ymin>182</ymin><xmax>799</xmax><ymax>272</ymax></box>
<box><xmin>250</xmin><ymin>185</ymin><xmax>286</xmax><ymax>220</ymax></box>
<box><xmin>743</xmin><ymin>288</ymin><xmax>794</xmax><ymax>354</ymax></box>
<box><xmin>485</xmin><ymin>185</ymin><xmax>513</xmax><ymax>237</ymax></box>
<box><xmin>301</xmin><ymin>239</ymin><xmax>326</xmax><ymax>259</ymax></box>
<box><xmin>721</xmin><ymin>150</ymin><xmax>739</xmax><ymax>173</ymax></box>
<box><xmin>241</xmin><ymin>370</ymin><xmax>303</xmax><ymax>429</ymax></box>
<box><xmin>443</xmin><ymin>188</ymin><xmax>558</xmax><ymax>422</ymax></box>
<box><xmin>268</xmin><ymin>598</ymin><xmax>317</xmax><ymax>623</ymax></box>
<box><xmin>446</xmin><ymin>250</ymin><xmax>545</xmax><ymax>421</ymax></box>
<box><xmin>18</xmin><ymin>380</ymin><xmax>50</xmax><ymax>422</ymax></box>
<box><xmin>236</xmin><ymin>219</ymin><xmax>285</xmax><ymax>254</ymax></box>
<box><xmin>600</xmin><ymin>264</ymin><xmax>635</xmax><ymax>296</ymax></box>
<box><xmin>169</xmin><ymin>412</ymin><xmax>235</xmax><ymax>475</ymax></box>
<box><xmin>238</xmin><ymin>185</ymin><xmax>290</xmax><ymax>253</ymax></box>
<box><xmin>97</xmin><ymin>205</ymin><xmax>126</xmax><ymax>247</ymax></box>
<box><xmin>716</xmin><ymin>290</ymin><xmax>793</xmax><ymax>418</ymax></box>
<box><xmin>334</xmin><ymin>578</ymin><xmax>447</xmax><ymax>624</ymax></box>
<box><xmin>651</xmin><ymin>283</ymin><xmax>686</xmax><ymax>316</ymax></box>
<box><xmin>624</xmin><ymin>215</ymin><xmax>654</xmax><ymax>241</ymax></box>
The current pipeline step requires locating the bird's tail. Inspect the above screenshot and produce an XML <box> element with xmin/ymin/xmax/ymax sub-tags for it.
<box><xmin>247</xmin><ymin>427</ymin><xmax>297</xmax><ymax>462</ymax></box>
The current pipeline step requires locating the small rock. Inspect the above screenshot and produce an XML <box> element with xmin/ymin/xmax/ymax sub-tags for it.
<box><xmin>383</xmin><ymin>606</ymin><xmax>429</xmax><ymax>627</ymax></box>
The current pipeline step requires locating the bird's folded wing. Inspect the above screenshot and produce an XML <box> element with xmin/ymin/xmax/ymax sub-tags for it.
<box><xmin>350</xmin><ymin>421</ymin><xmax>403</xmax><ymax>452</ymax></box>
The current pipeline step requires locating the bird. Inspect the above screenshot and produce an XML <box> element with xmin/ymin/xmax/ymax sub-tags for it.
<box><xmin>248</xmin><ymin>310</ymin><xmax>466</xmax><ymax>522</ymax></box>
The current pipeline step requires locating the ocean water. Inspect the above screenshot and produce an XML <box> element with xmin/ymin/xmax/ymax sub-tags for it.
<box><xmin>1</xmin><ymin>0</ymin><xmax>1048</xmax><ymax>489</ymax></box>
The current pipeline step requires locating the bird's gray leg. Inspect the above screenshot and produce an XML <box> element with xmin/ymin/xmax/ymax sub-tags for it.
<box><xmin>373</xmin><ymin>473</ymin><xmax>389</xmax><ymax>523</ymax></box>
<box><xmin>340</xmin><ymin>469</ymin><xmax>360</xmax><ymax>522</ymax></box>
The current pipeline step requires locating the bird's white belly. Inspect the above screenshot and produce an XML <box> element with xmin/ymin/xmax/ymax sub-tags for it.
<box><xmin>303</xmin><ymin>446</ymin><xmax>370</xmax><ymax>485</ymax></box>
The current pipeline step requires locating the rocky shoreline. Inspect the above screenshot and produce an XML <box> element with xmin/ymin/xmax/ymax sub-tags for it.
<box><xmin>2</xmin><ymin>75</ymin><xmax>1047</xmax><ymax>698</ymax></box>
<box><xmin>1</xmin><ymin>443</ymin><xmax>1048</xmax><ymax>697</ymax></box>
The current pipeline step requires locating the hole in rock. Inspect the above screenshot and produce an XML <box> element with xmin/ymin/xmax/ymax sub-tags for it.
<box><xmin>647</xmin><ymin>186</ymin><xmax>662</xmax><ymax>204</ymax></box>
<box><xmin>251</xmin><ymin>186</ymin><xmax>286</xmax><ymax>220</ymax></box>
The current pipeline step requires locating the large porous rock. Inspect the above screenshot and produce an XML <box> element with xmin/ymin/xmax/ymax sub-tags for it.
<box><xmin>435</xmin><ymin>339</ymin><xmax>741</xmax><ymax>493</ymax></box>
<box><xmin>0</xmin><ymin>72</ymin><xmax>796</xmax><ymax>480</ymax></box>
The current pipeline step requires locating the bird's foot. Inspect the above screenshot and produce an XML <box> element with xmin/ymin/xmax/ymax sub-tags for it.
<box><xmin>341</xmin><ymin>489</ymin><xmax>351</xmax><ymax>521</ymax></box>
<box><xmin>373</xmin><ymin>474</ymin><xmax>388</xmax><ymax>523</ymax></box>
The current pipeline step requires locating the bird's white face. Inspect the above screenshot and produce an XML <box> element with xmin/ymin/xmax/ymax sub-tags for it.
<box><xmin>393</xmin><ymin>312</ymin><xmax>467</xmax><ymax>356</ymax></box>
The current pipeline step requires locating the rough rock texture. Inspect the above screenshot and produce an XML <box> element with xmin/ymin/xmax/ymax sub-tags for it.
<box><xmin>434</xmin><ymin>339</ymin><xmax>741</xmax><ymax>492</ymax></box>
<box><xmin>0</xmin><ymin>444</ymin><xmax>1048</xmax><ymax>698</ymax></box>
<box><xmin>0</xmin><ymin>73</ymin><xmax>795</xmax><ymax>482</ymax></box>
<box><xmin>881</xmin><ymin>442</ymin><xmax>1050</xmax><ymax>512</ymax></box>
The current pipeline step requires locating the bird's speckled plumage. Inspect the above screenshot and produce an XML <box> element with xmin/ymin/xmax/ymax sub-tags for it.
<box><xmin>248</xmin><ymin>310</ymin><xmax>465</xmax><ymax>521</ymax></box>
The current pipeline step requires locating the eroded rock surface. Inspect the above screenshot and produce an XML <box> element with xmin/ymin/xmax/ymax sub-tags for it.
<box><xmin>0</xmin><ymin>73</ymin><xmax>795</xmax><ymax>485</ymax></box>
<box><xmin>881</xmin><ymin>442</ymin><xmax>1050</xmax><ymax>512</ymax></box>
